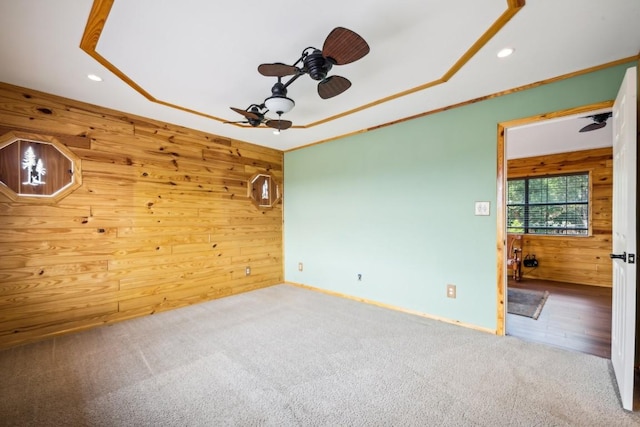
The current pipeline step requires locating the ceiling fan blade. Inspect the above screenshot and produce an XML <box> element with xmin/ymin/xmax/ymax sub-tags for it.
<box><xmin>258</xmin><ymin>63</ymin><xmax>298</xmax><ymax>77</ymax></box>
<box><xmin>579</xmin><ymin>122</ymin><xmax>607</xmax><ymax>133</ymax></box>
<box><xmin>317</xmin><ymin>75</ymin><xmax>351</xmax><ymax>99</ymax></box>
<box><xmin>230</xmin><ymin>106</ymin><xmax>261</xmax><ymax>120</ymax></box>
<box><xmin>222</xmin><ymin>120</ymin><xmax>253</xmax><ymax>126</ymax></box>
<box><xmin>322</xmin><ymin>27</ymin><xmax>370</xmax><ymax>65</ymax></box>
<box><xmin>265</xmin><ymin>119</ymin><xmax>293</xmax><ymax>130</ymax></box>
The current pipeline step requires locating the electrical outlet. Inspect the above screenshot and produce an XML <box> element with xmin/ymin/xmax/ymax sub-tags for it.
<box><xmin>447</xmin><ymin>284</ymin><xmax>456</xmax><ymax>299</ymax></box>
<box><xmin>298</xmin><ymin>262</ymin><xmax>303</xmax><ymax>272</ymax></box>
<box><xmin>245</xmin><ymin>266</ymin><xmax>251</xmax><ymax>276</ymax></box>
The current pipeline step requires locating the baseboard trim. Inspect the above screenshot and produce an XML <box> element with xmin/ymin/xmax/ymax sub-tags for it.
<box><xmin>285</xmin><ymin>281</ymin><xmax>497</xmax><ymax>335</ymax></box>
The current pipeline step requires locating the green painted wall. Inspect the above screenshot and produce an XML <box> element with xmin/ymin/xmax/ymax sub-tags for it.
<box><xmin>284</xmin><ymin>62</ymin><xmax>635</xmax><ymax>331</ymax></box>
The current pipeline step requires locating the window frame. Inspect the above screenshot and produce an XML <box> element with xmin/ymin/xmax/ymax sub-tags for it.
<box><xmin>506</xmin><ymin>171</ymin><xmax>592</xmax><ymax>237</ymax></box>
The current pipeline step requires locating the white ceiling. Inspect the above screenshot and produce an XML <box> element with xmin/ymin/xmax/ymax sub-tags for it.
<box><xmin>0</xmin><ymin>1</ymin><xmax>638</xmax><ymax>152</ymax></box>
<box><xmin>507</xmin><ymin>107</ymin><xmax>613</xmax><ymax>159</ymax></box>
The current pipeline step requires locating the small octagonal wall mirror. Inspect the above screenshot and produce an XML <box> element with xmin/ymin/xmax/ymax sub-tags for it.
<box><xmin>249</xmin><ymin>172</ymin><xmax>281</xmax><ymax>209</ymax></box>
<box><xmin>0</xmin><ymin>131</ymin><xmax>82</xmax><ymax>203</ymax></box>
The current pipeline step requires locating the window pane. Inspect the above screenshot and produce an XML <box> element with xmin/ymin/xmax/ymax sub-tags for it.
<box><xmin>528</xmin><ymin>204</ymin><xmax>547</xmax><ymax>230</ymax></box>
<box><xmin>567</xmin><ymin>174</ymin><xmax>588</xmax><ymax>202</ymax></box>
<box><xmin>507</xmin><ymin>179</ymin><xmax>525</xmax><ymax>204</ymax></box>
<box><xmin>506</xmin><ymin>172</ymin><xmax>589</xmax><ymax>236</ymax></box>
<box><xmin>566</xmin><ymin>204</ymin><xmax>588</xmax><ymax>229</ymax></box>
<box><xmin>528</xmin><ymin>178</ymin><xmax>547</xmax><ymax>204</ymax></box>
<box><xmin>546</xmin><ymin>176</ymin><xmax>566</xmax><ymax>203</ymax></box>
<box><xmin>507</xmin><ymin>205</ymin><xmax>524</xmax><ymax>233</ymax></box>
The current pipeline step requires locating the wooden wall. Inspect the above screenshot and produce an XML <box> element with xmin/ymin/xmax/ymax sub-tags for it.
<box><xmin>507</xmin><ymin>147</ymin><xmax>612</xmax><ymax>287</ymax></box>
<box><xmin>0</xmin><ymin>83</ymin><xmax>283</xmax><ymax>349</ymax></box>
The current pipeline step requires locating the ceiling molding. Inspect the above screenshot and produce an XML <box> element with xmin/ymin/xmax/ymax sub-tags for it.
<box><xmin>286</xmin><ymin>56</ymin><xmax>634</xmax><ymax>152</ymax></box>
<box><xmin>80</xmin><ymin>0</ymin><xmax>525</xmax><ymax>131</ymax></box>
<box><xmin>79</xmin><ymin>0</ymin><xmax>228</xmax><ymax>124</ymax></box>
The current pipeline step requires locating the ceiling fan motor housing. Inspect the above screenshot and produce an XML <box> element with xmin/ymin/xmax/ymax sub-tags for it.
<box><xmin>304</xmin><ymin>49</ymin><xmax>333</xmax><ymax>81</ymax></box>
<box><xmin>271</xmin><ymin>82</ymin><xmax>287</xmax><ymax>96</ymax></box>
<box><xmin>247</xmin><ymin>117</ymin><xmax>262</xmax><ymax>127</ymax></box>
<box><xmin>591</xmin><ymin>113</ymin><xmax>611</xmax><ymax>124</ymax></box>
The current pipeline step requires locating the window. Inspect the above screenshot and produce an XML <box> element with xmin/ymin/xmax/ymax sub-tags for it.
<box><xmin>507</xmin><ymin>173</ymin><xmax>589</xmax><ymax>235</ymax></box>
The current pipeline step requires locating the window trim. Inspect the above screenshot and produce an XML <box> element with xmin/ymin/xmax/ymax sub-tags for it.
<box><xmin>506</xmin><ymin>171</ymin><xmax>592</xmax><ymax>237</ymax></box>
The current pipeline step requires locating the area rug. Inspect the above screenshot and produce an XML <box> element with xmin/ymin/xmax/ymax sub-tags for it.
<box><xmin>508</xmin><ymin>288</ymin><xmax>550</xmax><ymax>320</ymax></box>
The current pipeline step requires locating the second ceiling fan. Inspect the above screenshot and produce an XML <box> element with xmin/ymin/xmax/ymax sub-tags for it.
<box><xmin>579</xmin><ymin>112</ymin><xmax>612</xmax><ymax>132</ymax></box>
<box><xmin>225</xmin><ymin>105</ymin><xmax>292</xmax><ymax>132</ymax></box>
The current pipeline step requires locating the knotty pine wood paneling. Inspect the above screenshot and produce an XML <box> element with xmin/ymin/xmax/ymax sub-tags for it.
<box><xmin>507</xmin><ymin>147</ymin><xmax>612</xmax><ymax>287</ymax></box>
<box><xmin>0</xmin><ymin>82</ymin><xmax>283</xmax><ymax>349</ymax></box>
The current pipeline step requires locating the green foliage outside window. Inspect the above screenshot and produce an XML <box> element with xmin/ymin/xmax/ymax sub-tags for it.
<box><xmin>507</xmin><ymin>173</ymin><xmax>589</xmax><ymax>235</ymax></box>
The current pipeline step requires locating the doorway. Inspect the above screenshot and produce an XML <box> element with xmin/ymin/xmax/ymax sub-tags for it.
<box><xmin>495</xmin><ymin>101</ymin><xmax>614</xmax><ymax>357</ymax></box>
<box><xmin>506</xmin><ymin>278</ymin><xmax>612</xmax><ymax>357</ymax></box>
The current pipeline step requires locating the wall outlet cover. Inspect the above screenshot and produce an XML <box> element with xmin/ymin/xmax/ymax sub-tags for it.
<box><xmin>447</xmin><ymin>284</ymin><xmax>456</xmax><ymax>298</ymax></box>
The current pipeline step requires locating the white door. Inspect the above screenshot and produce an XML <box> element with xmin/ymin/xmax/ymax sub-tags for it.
<box><xmin>611</xmin><ymin>66</ymin><xmax>637</xmax><ymax>411</ymax></box>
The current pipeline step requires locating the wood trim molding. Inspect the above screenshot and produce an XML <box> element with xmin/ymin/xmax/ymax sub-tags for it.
<box><xmin>286</xmin><ymin>281</ymin><xmax>497</xmax><ymax>335</ymax></box>
<box><xmin>494</xmin><ymin>100</ymin><xmax>614</xmax><ymax>335</ymax></box>
<box><xmin>79</xmin><ymin>0</ymin><xmax>228</xmax><ymax>124</ymax></box>
<box><xmin>80</xmin><ymin>0</ymin><xmax>525</xmax><ymax>131</ymax></box>
<box><xmin>496</xmin><ymin>124</ymin><xmax>506</xmax><ymax>335</ymax></box>
<box><xmin>79</xmin><ymin>2</ymin><xmax>636</xmax><ymax>154</ymax></box>
<box><xmin>303</xmin><ymin>0</ymin><xmax>526</xmax><ymax>129</ymax></box>
<box><xmin>286</xmin><ymin>60</ymin><xmax>633</xmax><ymax>152</ymax></box>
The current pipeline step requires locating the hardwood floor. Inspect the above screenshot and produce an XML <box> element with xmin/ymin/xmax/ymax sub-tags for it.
<box><xmin>506</xmin><ymin>278</ymin><xmax>612</xmax><ymax>359</ymax></box>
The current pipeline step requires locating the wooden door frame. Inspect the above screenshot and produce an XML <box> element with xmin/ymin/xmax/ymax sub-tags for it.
<box><xmin>495</xmin><ymin>101</ymin><xmax>614</xmax><ymax>335</ymax></box>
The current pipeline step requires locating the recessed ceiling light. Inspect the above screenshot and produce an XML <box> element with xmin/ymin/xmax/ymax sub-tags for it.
<box><xmin>497</xmin><ymin>47</ymin><xmax>514</xmax><ymax>58</ymax></box>
<box><xmin>87</xmin><ymin>74</ymin><xmax>103</xmax><ymax>82</ymax></box>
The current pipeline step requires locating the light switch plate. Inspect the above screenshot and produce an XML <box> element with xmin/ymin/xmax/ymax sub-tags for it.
<box><xmin>475</xmin><ymin>201</ymin><xmax>490</xmax><ymax>216</ymax></box>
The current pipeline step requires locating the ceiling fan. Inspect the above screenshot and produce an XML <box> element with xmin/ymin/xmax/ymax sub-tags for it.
<box><xmin>579</xmin><ymin>112</ymin><xmax>612</xmax><ymax>132</ymax></box>
<box><xmin>225</xmin><ymin>104</ymin><xmax>293</xmax><ymax>133</ymax></box>
<box><xmin>257</xmin><ymin>27</ymin><xmax>370</xmax><ymax>100</ymax></box>
<box><xmin>225</xmin><ymin>27</ymin><xmax>369</xmax><ymax>131</ymax></box>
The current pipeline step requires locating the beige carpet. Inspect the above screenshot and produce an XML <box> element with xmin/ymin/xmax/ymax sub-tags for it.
<box><xmin>1</xmin><ymin>284</ymin><xmax>639</xmax><ymax>426</ymax></box>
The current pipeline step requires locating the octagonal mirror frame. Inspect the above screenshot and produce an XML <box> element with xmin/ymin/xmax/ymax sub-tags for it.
<box><xmin>0</xmin><ymin>131</ymin><xmax>82</xmax><ymax>203</ymax></box>
<box><xmin>248</xmin><ymin>172</ymin><xmax>281</xmax><ymax>209</ymax></box>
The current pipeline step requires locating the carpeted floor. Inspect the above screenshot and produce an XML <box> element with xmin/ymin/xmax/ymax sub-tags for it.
<box><xmin>1</xmin><ymin>284</ymin><xmax>639</xmax><ymax>426</ymax></box>
<box><xmin>507</xmin><ymin>287</ymin><xmax>549</xmax><ymax>319</ymax></box>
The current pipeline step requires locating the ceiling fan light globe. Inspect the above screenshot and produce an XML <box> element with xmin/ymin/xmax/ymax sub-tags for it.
<box><xmin>264</xmin><ymin>96</ymin><xmax>295</xmax><ymax>115</ymax></box>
